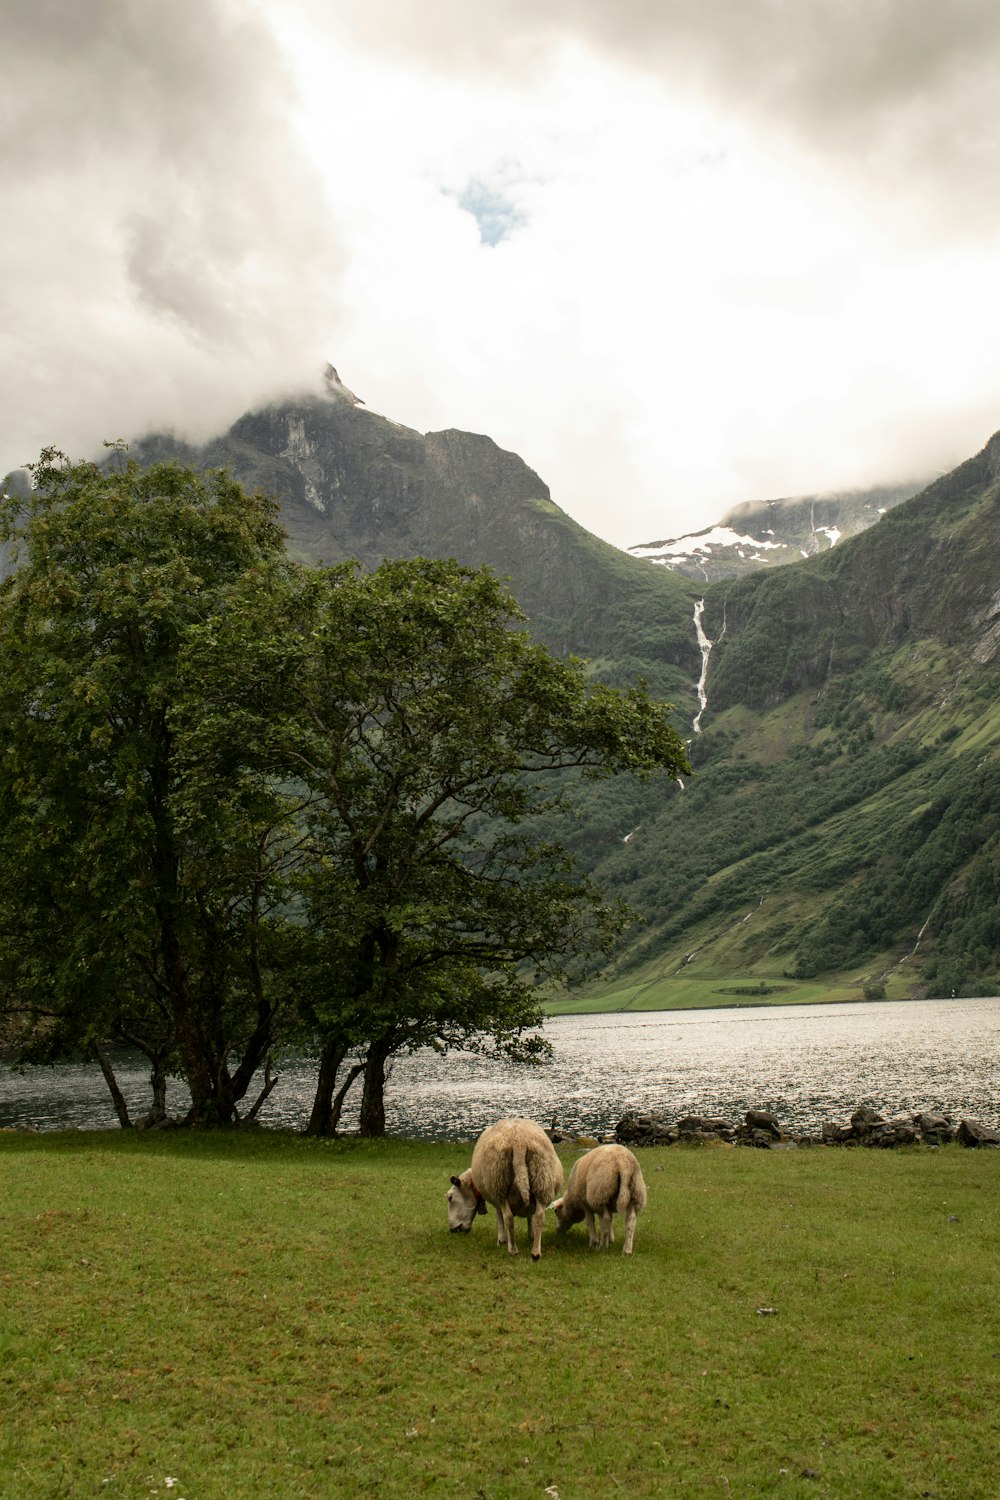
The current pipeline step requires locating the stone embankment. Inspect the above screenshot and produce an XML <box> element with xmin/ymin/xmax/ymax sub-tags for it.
<box><xmin>613</xmin><ymin>1105</ymin><xmax>1000</xmax><ymax>1150</ymax></box>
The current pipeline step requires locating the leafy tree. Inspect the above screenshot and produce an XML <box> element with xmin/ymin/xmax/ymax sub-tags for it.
<box><xmin>0</xmin><ymin>449</ymin><xmax>303</xmax><ymax>1125</ymax></box>
<box><xmin>0</xmin><ymin>457</ymin><xmax>688</xmax><ymax>1136</ymax></box>
<box><xmin>213</xmin><ymin>557</ymin><xmax>690</xmax><ymax>1135</ymax></box>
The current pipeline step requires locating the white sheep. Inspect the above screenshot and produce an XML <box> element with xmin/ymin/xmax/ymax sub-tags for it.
<box><xmin>447</xmin><ymin>1117</ymin><xmax>564</xmax><ymax>1260</ymax></box>
<box><xmin>550</xmin><ymin>1143</ymin><xmax>648</xmax><ymax>1254</ymax></box>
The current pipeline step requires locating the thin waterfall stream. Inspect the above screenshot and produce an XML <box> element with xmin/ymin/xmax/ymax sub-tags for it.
<box><xmin>692</xmin><ymin>598</ymin><xmax>712</xmax><ymax>734</ymax></box>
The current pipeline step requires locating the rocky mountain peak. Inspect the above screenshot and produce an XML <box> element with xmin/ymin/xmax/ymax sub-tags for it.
<box><xmin>321</xmin><ymin>363</ymin><xmax>365</xmax><ymax>406</ymax></box>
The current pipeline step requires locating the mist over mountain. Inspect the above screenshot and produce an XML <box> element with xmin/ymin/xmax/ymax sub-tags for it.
<box><xmin>131</xmin><ymin>380</ymin><xmax>1000</xmax><ymax>1006</ymax></box>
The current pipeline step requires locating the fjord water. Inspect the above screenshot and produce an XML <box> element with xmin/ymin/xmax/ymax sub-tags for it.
<box><xmin>4</xmin><ymin>997</ymin><xmax>1000</xmax><ymax>1138</ymax></box>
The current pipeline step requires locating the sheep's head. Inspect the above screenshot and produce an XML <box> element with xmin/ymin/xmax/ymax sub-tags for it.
<box><xmin>447</xmin><ymin>1172</ymin><xmax>486</xmax><ymax>1233</ymax></box>
<box><xmin>550</xmin><ymin>1196</ymin><xmax>583</xmax><ymax>1232</ymax></box>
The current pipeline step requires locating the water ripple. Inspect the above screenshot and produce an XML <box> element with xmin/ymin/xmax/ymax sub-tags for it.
<box><xmin>4</xmin><ymin>997</ymin><xmax>1000</xmax><ymax>1139</ymax></box>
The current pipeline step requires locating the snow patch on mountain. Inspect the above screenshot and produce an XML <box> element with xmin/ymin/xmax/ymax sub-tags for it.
<box><xmin>627</xmin><ymin>480</ymin><xmax>925</xmax><ymax>583</ymax></box>
<box><xmin>630</xmin><ymin>526</ymin><xmax>786</xmax><ymax>563</ymax></box>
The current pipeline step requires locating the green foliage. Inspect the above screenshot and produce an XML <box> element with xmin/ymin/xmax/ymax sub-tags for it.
<box><xmin>593</xmin><ymin>738</ymin><xmax>928</xmax><ymax>961</ymax></box>
<box><xmin>0</xmin><ymin>449</ymin><xmax>301</xmax><ymax>1124</ymax></box>
<box><xmin>0</xmin><ymin>458</ymin><xmax>689</xmax><ymax>1130</ymax></box>
<box><xmin>202</xmin><ymin>555</ymin><xmax>690</xmax><ymax>1134</ymax></box>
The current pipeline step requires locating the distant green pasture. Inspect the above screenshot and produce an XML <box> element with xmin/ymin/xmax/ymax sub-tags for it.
<box><xmin>546</xmin><ymin>973</ymin><xmax>869</xmax><ymax>1015</ymax></box>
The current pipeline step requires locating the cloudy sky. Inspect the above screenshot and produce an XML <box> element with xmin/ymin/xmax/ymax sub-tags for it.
<box><xmin>3</xmin><ymin>0</ymin><xmax>1000</xmax><ymax>547</ymax></box>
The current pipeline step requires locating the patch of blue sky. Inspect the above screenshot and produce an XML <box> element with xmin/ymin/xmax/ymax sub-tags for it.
<box><xmin>455</xmin><ymin>179</ymin><xmax>526</xmax><ymax>246</ymax></box>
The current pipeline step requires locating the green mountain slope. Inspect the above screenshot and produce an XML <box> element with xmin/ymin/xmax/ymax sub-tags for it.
<box><xmin>566</xmin><ymin>429</ymin><xmax>1000</xmax><ymax>1007</ymax></box>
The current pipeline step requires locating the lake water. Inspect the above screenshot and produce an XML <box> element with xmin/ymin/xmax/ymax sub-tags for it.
<box><xmin>4</xmin><ymin>997</ymin><xmax>1000</xmax><ymax>1139</ymax></box>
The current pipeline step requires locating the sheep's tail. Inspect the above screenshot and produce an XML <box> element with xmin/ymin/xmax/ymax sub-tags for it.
<box><xmin>512</xmin><ymin>1140</ymin><xmax>531</xmax><ymax>1206</ymax></box>
<box><xmin>613</xmin><ymin>1163</ymin><xmax>640</xmax><ymax>1215</ymax></box>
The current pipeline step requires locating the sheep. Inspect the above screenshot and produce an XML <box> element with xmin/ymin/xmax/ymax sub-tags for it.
<box><xmin>447</xmin><ymin>1117</ymin><xmax>564</xmax><ymax>1260</ymax></box>
<box><xmin>550</xmin><ymin>1143</ymin><xmax>648</xmax><ymax>1255</ymax></box>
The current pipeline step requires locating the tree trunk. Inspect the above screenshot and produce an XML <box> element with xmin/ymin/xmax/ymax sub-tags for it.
<box><xmin>305</xmin><ymin>1039</ymin><xmax>364</xmax><ymax>1136</ymax></box>
<box><xmin>93</xmin><ymin>1040</ymin><xmax>132</xmax><ymax>1129</ymax></box>
<box><xmin>243</xmin><ymin>1056</ymin><xmax>281</xmax><ymax>1122</ymax></box>
<box><xmin>151</xmin><ymin>726</ymin><xmax>225</xmax><ymax>1126</ymax></box>
<box><xmin>305</xmin><ymin>1038</ymin><xmax>347</xmax><ymax>1136</ymax></box>
<box><xmin>118</xmin><ymin>1021</ymin><xmax>174</xmax><ymax>1126</ymax></box>
<box><xmin>330</xmin><ymin>1061</ymin><xmax>365</xmax><ymax>1135</ymax></box>
<box><xmin>149</xmin><ymin>1054</ymin><xmax>169</xmax><ymax>1121</ymax></box>
<box><xmin>359</xmin><ymin>1034</ymin><xmax>394</xmax><ymax>1138</ymax></box>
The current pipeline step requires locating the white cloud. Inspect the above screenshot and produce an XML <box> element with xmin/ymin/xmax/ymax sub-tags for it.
<box><xmin>3</xmin><ymin>0</ymin><xmax>1000</xmax><ymax>546</ymax></box>
<box><xmin>0</xmin><ymin>0</ymin><xmax>341</xmax><ymax>467</ymax></box>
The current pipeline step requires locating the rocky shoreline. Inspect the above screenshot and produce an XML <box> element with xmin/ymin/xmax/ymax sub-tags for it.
<box><xmin>604</xmin><ymin>1105</ymin><xmax>1000</xmax><ymax>1150</ymax></box>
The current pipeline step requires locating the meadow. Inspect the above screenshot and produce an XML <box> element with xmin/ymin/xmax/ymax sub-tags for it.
<box><xmin>2</xmin><ymin>1129</ymin><xmax>999</xmax><ymax>1499</ymax></box>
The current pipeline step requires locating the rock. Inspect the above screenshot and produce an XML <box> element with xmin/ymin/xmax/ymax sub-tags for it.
<box><xmin>615</xmin><ymin>1111</ymin><xmax>676</xmax><ymax>1147</ymax></box>
<box><xmin>914</xmin><ymin>1113</ymin><xmax>956</xmax><ymax>1144</ymax></box>
<box><xmin>866</xmin><ymin>1119</ymin><xmax>919</xmax><ymax>1148</ymax></box>
<box><xmin>745</xmin><ymin>1109</ymin><xmax>781</xmax><ymax>1138</ymax></box>
<box><xmin>850</xmin><ymin>1106</ymin><xmax>885</xmax><ymax>1138</ymax></box>
<box><xmin>957</xmin><ymin>1118</ymin><xmax>1000</xmax><ymax>1147</ymax></box>
<box><xmin>677</xmin><ymin>1115</ymin><xmax>737</xmax><ymax>1140</ymax></box>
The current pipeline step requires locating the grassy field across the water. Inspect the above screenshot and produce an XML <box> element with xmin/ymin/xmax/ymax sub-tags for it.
<box><xmin>2</xmin><ymin>1129</ymin><xmax>999</xmax><ymax>1499</ymax></box>
<box><xmin>543</xmin><ymin>973</ymin><xmax>874</xmax><ymax>1015</ymax></box>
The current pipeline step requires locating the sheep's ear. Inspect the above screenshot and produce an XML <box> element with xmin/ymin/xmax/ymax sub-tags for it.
<box><xmin>475</xmin><ymin>1198</ymin><xmax>487</xmax><ymax>1215</ymax></box>
<box><xmin>450</xmin><ymin>1175</ymin><xmax>463</xmax><ymax>1188</ymax></box>
<box><xmin>549</xmin><ymin>1198</ymin><xmax>562</xmax><ymax>1212</ymax></box>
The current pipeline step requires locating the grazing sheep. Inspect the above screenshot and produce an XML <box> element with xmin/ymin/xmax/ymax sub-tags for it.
<box><xmin>551</xmin><ymin>1143</ymin><xmax>648</xmax><ymax>1255</ymax></box>
<box><xmin>447</xmin><ymin>1117</ymin><xmax>564</xmax><ymax>1260</ymax></box>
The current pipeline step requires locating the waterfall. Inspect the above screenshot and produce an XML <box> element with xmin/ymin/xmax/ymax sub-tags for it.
<box><xmin>911</xmin><ymin>912</ymin><xmax>933</xmax><ymax>956</ymax></box>
<box><xmin>886</xmin><ymin>910</ymin><xmax>935</xmax><ymax>976</ymax></box>
<box><xmin>692</xmin><ymin>599</ymin><xmax>712</xmax><ymax>735</ymax></box>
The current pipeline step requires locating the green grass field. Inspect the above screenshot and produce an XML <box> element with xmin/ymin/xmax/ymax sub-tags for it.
<box><xmin>2</xmin><ymin>1130</ymin><xmax>1000</xmax><ymax>1498</ymax></box>
<box><xmin>544</xmin><ymin>974</ymin><xmax>871</xmax><ymax>1015</ymax></box>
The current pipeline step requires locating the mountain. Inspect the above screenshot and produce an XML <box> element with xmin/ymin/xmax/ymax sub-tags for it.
<box><xmin>628</xmin><ymin>481</ymin><xmax>924</xmax><ymax>582</ymax></box>
<box><xmin>131</xmin><ymin>375</ymin><xmax>1000</xmax><ymax>1008</ymax></box>
<box><xmin>132</xmin><ymin>370</ymin><xmax>701</xmax><ymax>707</ymax></box>
<box><xmin>568</xmin><ymin>429</ymin><xmax>1000</xmax><ymax>1009</ymax></box>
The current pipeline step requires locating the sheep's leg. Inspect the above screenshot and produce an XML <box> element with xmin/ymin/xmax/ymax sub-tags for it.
<box><xmin>598</xmin><ymin>1208</ymin><xmax>613</xmax><ymax>1250</ymax></box>
<box><xmin>584</xmin><ymin>1207</ymin><xmax>600</xmax><ymax>1248</ymax></box>
<box><xmin>493</xmin><ymin>1206</ymin><xmax>508</xmax><ymax>1247</ymax></box>
<box><xmin>500</xmin><ymin>1202</ymin><xmax>518</xmax><ymax>1255</ymax></box>
<box><xmin>622</xmin><ymin>1207</ymin><xmax>638</xmax><ymax>1256</ymax></box>
<box><xmin>529</xmin><ymin>1202</ymin><xmax>546</xmax><ymax>1261</ymax></box>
